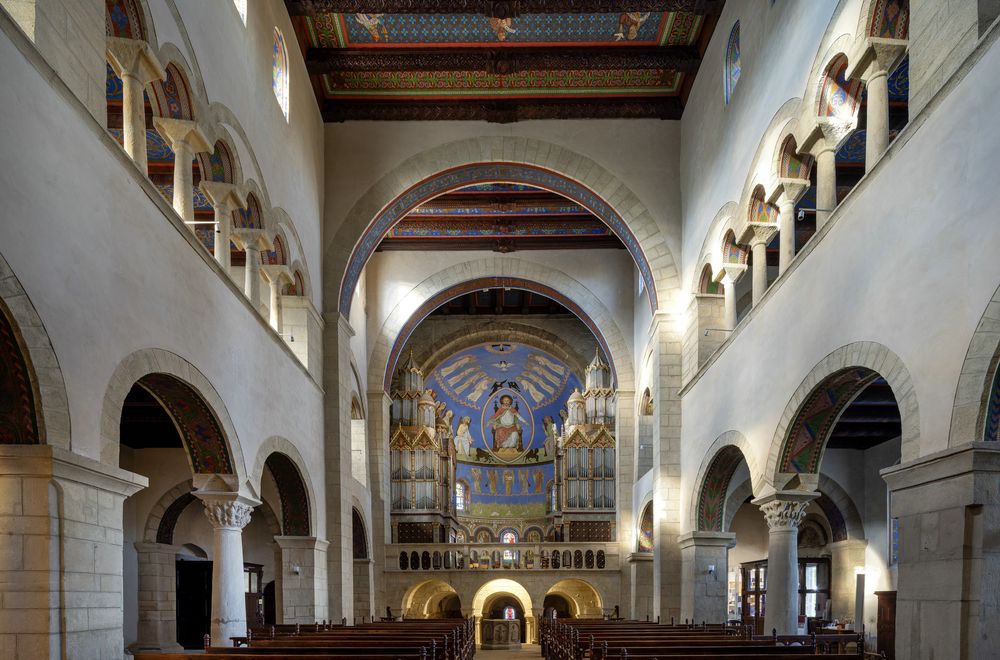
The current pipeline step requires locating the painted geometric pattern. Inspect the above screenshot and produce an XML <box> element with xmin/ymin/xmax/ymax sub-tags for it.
<box><xmin>388</xmin><ymin>219</ymin><xmax>610</xmax><ymax>238</ymax></box>
<box><xmin>150</xmin><ymin>64</ymin><xmax>193</xmax><ymax>120</ymax></box>
<box><xmin>341</xmin><ymin>163</ymin><xmax>657</xmax><ymax>317</ymax></box>
<box><xmin>266</xmin><ymin>453</ymin><xmax>310</xmax><ymax>536</ymax></box>
<box><xmin>199</xmin><ymin>142</ymin><xmax>234</xmax><ymax>184</ymax></box>
<box><xmin>153</xmin><ymin>183</ymin><xmax>211</xmax><ymax>211</ymax></box>
<box><xmin>408</xmin><ymin>203</ymin><xmax>586</xmax><ymax>216</ymax></box>
<box><xmin>749</xmin><ymin>189</ymin><xmax>778</xmax><ymax>224</ymax></box>
<box><xmin>779</xmin><ymin>368</ymin><xmax>880</xmax><ymax>473</ymax></box>
<box><xmin>888</xmin><ymin>56</ymin><xmax>909</xmax><ymax>100</ymax></box>
<box><xmin>837</xmin><ymin>129</ymin><xmax>902</xmax><ymax>163</ymax></box>
<box><xmin>818</xmin><ymin>56</ymin><xmax>862</xmax><ymax>118</ymax></box>
<box><xmin>155</xmin><ymin>491</ymin><xmax>196</xmax><ymax>544</ymax></box>
<box><xmin>986</xmin><ymin>366</ymin><xmax>1000</xmax><ymax>442</ymax></box>
<box><xmin>105</xmin><ymin>0</ymin><xmax>145</xmax><ymax>40</ymax></box>
<box><xmin>106</xmin><ymin>64</ymin><xmax>124</xmax><ymax>100</ymax></box>
<box><xmin>637</xmin><ymin>502</ymin><xmax>654</xmax><ymax>551</ymax></box>
<box><xmin>697</xmin><ymin>446</ymin><xmax>744</xmax><ymax>531</ymax></box>
<box><xmin>306</xmin><ymin>12</ymin><xmax>701</xmax><ymax>48</ymax></box>
<box><xmin>780</xmin><ymin>137</ymin><xmax>811</xmax><ymax>179</ymax></box>
<box><xmin>138</xmin><ymin>374</ymin><xmax>234</xmax><ymax>474</ymax></box>
<box><xmin>869</xmin><ymin>0</ymin><xmax>909</xmax><ymax>39</ymax></box>
<box><xmin>724</xmin><ymin>21</ymin><xmax>740</xmax><ymax>104</ymax></box>
<box><xmin>814</xmin><ymin>493</ymin><xmax>848</xmax><ymax>542</ymax></box>
<box><xmin>108</xmin><ymin>128</ymin><xmax>174</xmax><ymax>162</ymax></box>
<box><xmin>0</xmin><ymin>304</ymin><xmax>40</xmax><ymax>444</ymax></box>
<box><xmin>321</xmin><ymin>69</ymin><xmax>681</xmax><ymax>99</ymax></box>
<box><xmin>234</xmin><ymin>194</ymin><xmax>263</xmax><ymax>229</ymax></box>
<box><xmin>262</xmin><ymin>237</ymin><xmax>285</xmax><ymax>266</ymax></box>
<box><xmin>722</xmin><ymin>232</ymin><xmax>747</xmax><ymax>264</ymax></box>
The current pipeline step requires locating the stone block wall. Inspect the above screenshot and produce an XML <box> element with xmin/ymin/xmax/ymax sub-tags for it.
<box><xmin>681</xmin><ymin>295</ymin><xmax>726</xmax><ymax>386</ymax></box>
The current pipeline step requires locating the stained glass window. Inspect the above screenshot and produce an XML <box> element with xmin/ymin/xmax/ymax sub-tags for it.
<box><xmin>724</xmin><ymin>21</ymin><xmax>741</xmax><ymax>105</ymax></box>
<box><xmin>272</xmin><ymin>28</ymin><xmax>289</xmax><ymax>120</ymax></box>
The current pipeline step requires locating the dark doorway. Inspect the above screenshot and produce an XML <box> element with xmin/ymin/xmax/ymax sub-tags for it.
<box><xmin>175</xmin><ymin>559</ymin><xmax>212</xmax><ymax>649</ymax></box>
<box><xmin>263</xmin><ymin>581</ymin><xmax>276</xmax><ymax>625</ymax></box>
<box><xmin>543</xmin><ymin>594</ymin><xmax>573</xmax><ymax>619</ymax></box>
<box><xmin>486</xmin><ymin>596</ymin><xmax>527</xmax><ymax>642</ymax></box>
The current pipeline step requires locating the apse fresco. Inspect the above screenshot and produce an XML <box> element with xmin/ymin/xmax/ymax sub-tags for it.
<box><xmin>427</xmin><ymin>343</ymin><xmax>581</xmax><ymax>519</ymax></box>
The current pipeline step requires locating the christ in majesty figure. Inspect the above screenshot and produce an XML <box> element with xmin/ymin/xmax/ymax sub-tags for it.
<box><xmin>488</xmin><ymin>394</ymin><xmax>526</xmax><ymax>451</ymax></box>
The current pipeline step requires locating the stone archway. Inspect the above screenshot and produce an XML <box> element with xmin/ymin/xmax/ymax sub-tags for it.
<box><xmin>949</xmin><ymin>282</ymin><xmax>1000</xmax><ymax>444</ymax></box>
<box><xmin>765</xmin><ymin>342</ymin><xmax>919</xmax><ymax>488</ymax></box>
<box><xmin>472</xmin><ymin>578</ymin><xmax>535</xmax><ymax>644</ymax></box>
<box><xmin>545</xmin><ymin>579</ymin><xmax>604</xmax><ymax>618</ymax></box>
<box><xmin>689</xmin><ymin>431</ymin><xmax>761</xmax><ymax>533</ymax></box>
<box><xmin>328</xmin><ymin>138</ymin><xmax>681</xmax><ymax>319</ymax></box>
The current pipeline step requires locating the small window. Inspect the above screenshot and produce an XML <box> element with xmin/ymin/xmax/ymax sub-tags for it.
<box><xmin>724</xmin><ymin>21</ymin><xmax>741</xmax><ymax>105</ymax></box>
<box><xmin>272</xmin><ymin>28</ymin><xmax>289</xmax><ymax>120</ymax></box>
<box><xmin>503</xmin><ymin>606</ymin><xmax>516</xmax><ymax>621</ymax></box>
<box><xmin>455</xmin><ymin>483</ymin><xmax>466</xmax><ymax>511</ymax></box>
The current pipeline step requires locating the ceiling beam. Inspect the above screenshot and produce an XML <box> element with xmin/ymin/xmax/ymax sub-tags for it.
<box><xmin>288</xmin><ymin>1</ymin><xmax>724</xmax><ymax>18</ymax></box>
<box><xmin>307</xmin><ymin>45</ymin><xmax>702</xmax><ymax>75</ymax></box>
<box><xmin>321</xmin><ymin>97</ymin><xmax>683</xmax><ymax>122</ymax></box>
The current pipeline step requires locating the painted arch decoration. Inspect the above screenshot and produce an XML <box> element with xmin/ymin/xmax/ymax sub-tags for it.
<box><xmin>105</xmin><ymin>0</ymin><xmax>146</xmax><ymax>40</ymax></box>
<box><xmin>265</xmin><ymin>453</ymin><xmax>311</xmax><ymax>536</ymax></box>
<box><xmin>340</xmin><ymin>163</ymin><xmax>658</xmax><ymax>318</ymax></box>
<box><xmin>0</xmin><ymin>300</ymin><xmax>41</xmax><ymax>444</ymax></box>
<box><xmin>986</xmin><ymin>366</ymin><xmax>1000</xmax><ymax>442</ymax></box>
<box><xmin>748</xmin><ymin>186</ymin><xmax>777</xmax><ymax>225</ymax></box>
<box><xmin>818</xmin><ymin>55</ymin><xmax>863</xmax><ymax>120</ymax></box>
<box><xmin>696</xmin><ymin>445</ymin><xmax>745</xmax><ymax>531</ymax></box>
<box><xmin>778</xmin><ymin>367</ymin><xmax>881</xmax><ymax>474</ymax></box>
<box><xmin>137</xmin><ymin>373</ymin><xmax>235</xmax><ymax>474</ymax></box>
<box><xmin>868</xmin><ymin>0</ymin><xmax>909</xmax><ymax>39</ymax></box>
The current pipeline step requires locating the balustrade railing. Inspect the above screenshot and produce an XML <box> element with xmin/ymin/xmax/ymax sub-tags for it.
<box><xmin>386</xmin><ymin>542</ymin><xmax>619</xmax><ymax>571</ymax></box>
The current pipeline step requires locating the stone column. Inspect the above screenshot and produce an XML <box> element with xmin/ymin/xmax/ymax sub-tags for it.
<box><xmin>275</xmin><ymin>537</ymin><xmax>329</xmax><ymax>624</ymax></box>
<box><xmin>679</xmin><ymin>531</ymin><xmax>737</xmax><ymax>624</ymax></box>
<box><xmin>233</xmin><ymin>229</ymin><xmax>269</xmax><ymax>310</ymax></box>
<box><xmin>153</xmin><ymin>118</ymin><xmax>212</xmax><ymax>225</ymax></box>
<box><xmin>755</xmin><ymin>490</ymin><xmax>816</xmax><ymax>635</ymax></box>
<box><xmin>133</xmin><ymin>542</ymin><xmax>184</xmax><ymax>652</ymax></box>
<box><xmin>0</xmin><ymin>445</ymin><xmax>147</xmax><ymax>659</ymax></box>
<box><xmin>199</xmin><ymin>181</ymin><xmax>246</xmax><ymax>270</ymax></box>
<box><xmin>106</xmin><ymin>37</ymin><xmax>165</xmax><ymax>176</ymax></box>
<box><xmin>367</xmin><ymin>391</ymin><xmax>392</xmax><ymax>614</ymax></box>
<box><xmin>261</xmin><ymin>265</ymin><xmax>292</xmax><ymax>334</ymax></box>
<box><xmin>773</xmin><ymin>180</ymin><xmax>809</xmax><ymax>276</ymax></box>
<box><xmin>813</xmin><ymin>143</ymin><xmax>837</xmax><ymax>230</ymax></box>
<box><xmin>748</xmin><ymin>224</ymin><xmax>778</xmax><ymax>307</ymax></box>
<box><xmin>195</xmin><ymin>491</ymin><xmax>260</xmax><ymax>645</ymax></box>
<box><xmin>719</xmin><ymin>264</ymin><xmax>747</xmax><ymax>331</ymax></box>
<box><xmin>881</xmin><ymin>442</ymin><xmax>1000</xmax><ymax>659</ymax></box>
<box><xmin>862</xmin><ymin>40</ymin><xmax>907</xmax><ymax>171</ymax></box>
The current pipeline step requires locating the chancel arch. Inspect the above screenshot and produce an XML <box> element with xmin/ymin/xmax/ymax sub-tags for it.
<box><xmin>328</xmin><ymin>138</ymin><xmax>682</xmax><ymax>319</ymax></box>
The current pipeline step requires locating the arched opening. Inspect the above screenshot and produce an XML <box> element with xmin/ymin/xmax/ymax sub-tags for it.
<box><xmin>350</xmin><ymin>396</ymin><xmax>367</xmax><ymax>485</ymax></box>
<box><xmin>402</xmin><ymin>579</ymin><xmax>462</xmax><ymax>619</ymax></box>
<box><xmin>272</xmin><ymin>28</ymin><xmax>290</xmax><ymax>120</ymax></box>
<box><xmin>724</xmin><ymin>21</ymin><xmax>741</xmax><ymax>105</ymax></box>
<box><xmin>0</xmin><ymin>297</ymin><xmax>43</xmax><ymax>444</ymax></box>
<box><xmin>545</xmin><ymin>579</ymin><xmax>604</xmax><ymax>619</ymax></box>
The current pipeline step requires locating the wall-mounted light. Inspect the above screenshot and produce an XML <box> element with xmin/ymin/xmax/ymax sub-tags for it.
<box><xmin>796</xmin><ymin>208</ymin><xmax>834</xmax><ymax>221</ymax></box>
<box><xmin>292</xmin><ymin>564</ymin><xmax>301</xmax><ymax>575</ymax></box>
<box><xmin>703</xmin><ymin>328</ymin><xmax>732</xmax><ymax>337</ymax></box>
<box><xmin>280</xmin><ymin>333</ymin><xmax>295</xmax><ymax>343</ymax></box>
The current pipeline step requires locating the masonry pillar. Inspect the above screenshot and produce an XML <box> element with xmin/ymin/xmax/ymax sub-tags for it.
<box><xmin>133</xmin><ymin>542</ymin><xmax>184</xmax><ymax>652</ymax></box>
<box><xmin>199</xmin><ymin>181</ymin><xmax>246</xmax><ymax>270</ymax></box>
<box><xmin>679</xmin><ymin>531</ymin><xmax>737</xmax><ymax>624</ymax></box>
<box><xmin>615</xmin><ymin>388</ymin><xmax>637</xmax><ymax>614</ymax></box>
<box><xmin>828</xmin><ymin>539</ymin><xmax>868</xmax><ymax>622</ymax></box>
<box><xmin>153</xmin><ymin>118</ymin><xmax>212</xmax><ymax>225</ymax></box>
<box><xmin>106</xmin><ymin>37</ymin><xmax>165</xmax><ymax>176</ymax></box>
<box><xmin>0</xmin><ymin>445</ymin><xmax>146</xmax><ymax>658</ymax></box>
<box><xmin>755</xmin><ymin>490</ymin><xmax>817</xmax><ymax>635</ymax></box>
<box><xmin>195</xmin><ymin>490</ymin><xmax>260</xmax><ymax>645</ymax></box>
<box><xmin>719</xmin><ymin>264</ymin><xmax>747</xmax><ymax>331</ymax></box>
<box><xmin>881</xmin><ymin>442</ymin><xmax>1000</xmax><ymax>659</ymax></box>
<box><xmin>773</xmin><ymin>180</ymin><xmax>809</xmax><ymax>276</ymax></box>
<box><xmin>261</xmin><ymin>266</ymin><xmax>292</xmax><ymax>334</ymax></box>
<box><xmin>861</xmin><ymin>40</ymin><xmax>907</xmax><ymax>171</ymax></box>
<box><xmin>628</xmin><ymin>552</ymin><xmax>654</xmax><ymax>620</ymax></box>
<box><xmin>322</xmin><ymin>314</ymin><xmax>356</xmax><ymax>622</ymax></box>
<box><xmin>366</xmin><ymin>390</ymin><xmax>392</xmax><ymax>614</ymax></box>
<box><xmin>275</xmin><ymin>537</ymin><xmax>329</xmax><ymax>624</ymax></box>
<box><xmin>233</xmin><ymin>229</ymin><xmax>269</xmax><ymax>310</ymax></box>
<box><xmin>748</xmin><ymin>224</ymin><xmax>777</xmax><ymax>306</ymax></box>
<box><xmin>650</xmin><ymin>312</ymin><xmax>684</xmax><ymax>622</ymax></box>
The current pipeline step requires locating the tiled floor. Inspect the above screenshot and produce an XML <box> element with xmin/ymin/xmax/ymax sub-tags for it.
<box><xmin>476</xmin><ymin>643</ymin><xmax>541</xmax><ymax>659</ymax></box>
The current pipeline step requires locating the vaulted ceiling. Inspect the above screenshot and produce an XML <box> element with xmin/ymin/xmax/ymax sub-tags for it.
<box><xmin>286</xmin><ymin>1</ymin><xmax>725</xmax><ymax>122</ymax></box>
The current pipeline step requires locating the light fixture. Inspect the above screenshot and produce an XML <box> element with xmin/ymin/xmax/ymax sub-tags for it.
<box><xmin>292</xmin><ymin>564</ymin><xmax>301</xmax><ymax>575</ymax></box>
<box><xmin>704</xmin><ymin>328</ymin><xmax>732</xmax><ymax>336</ymax></box>
<box><xmin>280</xmin><ymin>333</ymin><xmax>295</xmax><ymax>342</ymax></box>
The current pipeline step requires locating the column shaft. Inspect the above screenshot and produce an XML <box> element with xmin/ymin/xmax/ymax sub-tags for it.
<box><xmin>815</xmin><ymin>147</ymin><xmax>837</xmax><ymax>230</ymax></box>
<box><xmin>245</xmin><ymin>246</ymin><xmax>262</xmax><ymax>308</ymax></box>
<box><xmin>764</xmin><ymin>527</ymin><xmax>799</xmax><ymax>635</ymax></box>
<box><xmin>865</xmin><ymin>68</ymin><xmax>890</xmax><ymax>171</ymax></box>
<box><xmin>121</xmin><ymin>74</ymin><xmax>148</xmax><ymax>175</ymax></box>
<box><xmin>211</xmin><ymin>526</ymin><xmax>248</xmax><ymax>643</ymax></box>
<box><xmin>269</xmin><ymin>279</ymin><xmax>283</xmax><ymax>332</ymax></box>
<box><xmin>751</xmin><ymin>240</ymin><xmax>768</xmax><ymax>306</ymax></box>
<box><xmin>778</xmin><ymin>198</ymin><xmax>795</xmax><ymax>275</ymax></box>
<box><xmin>172</xmin><ymin>139</ymin><xmax>195</xmax><ymax>225</ymax></box>
<box><xmin>722</xmin><ymin>277</ymin><xmax>737</xmax><ymax>330</ymax></box>
<box><xmin>215</xmin><ymin>205</ymin><xmax>232</xmax><ymax>269</ymax></box>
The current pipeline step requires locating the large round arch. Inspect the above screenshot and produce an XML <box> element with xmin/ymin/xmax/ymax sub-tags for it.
<box><xmin>764</xmin><ymin>342</ymin><xmax>919</xmax><ymax>488</ymax></box>
<box><xmin>949</xmin><ymin>281</ymin><xmax>1000</xmax><ymax>444</ymax></box>
<box><xmin>328</xmin><ymin>138</ymin><xmax>680</xmax><ymax>318</ymax></box>
<box><xmin>367</xmin><ymin>258</ymin><xmax>635</xmax><ymax>393</ymax></box>
<box><xmin>544</xmin><ymin>579</ymin><xmax>604</xmax><ymax>618</ymax></box>
<box><xmin>689</xmin><ymin>431</ymin><xmax>759</xmax><ymax>533</ymax></box>
<box><xmin>100</xmin><ymin>348</ymin><xmax>247</xmax><ymax>484</ymax></box>
<box><xmin>401</xmin><ymin>579</ymin><xmax>461</xmax><ymax>619</ymax></box>
<box><xmin>250</xmin><ymin>437</ymin><xmax>317</xmax><ymax>537</ymax></box>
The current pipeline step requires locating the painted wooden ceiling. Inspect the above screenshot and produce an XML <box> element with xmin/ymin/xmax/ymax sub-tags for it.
<box><xmin>287</xmin><ymin>1</ymin><xmax>725</xmax><ymax>121</ymax></box>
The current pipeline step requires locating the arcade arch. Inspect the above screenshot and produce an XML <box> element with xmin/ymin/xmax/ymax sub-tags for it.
<box><xmin>544</xmin><ymin>579</ymin><xmax>604</xmax><ymax>618</ymax></box>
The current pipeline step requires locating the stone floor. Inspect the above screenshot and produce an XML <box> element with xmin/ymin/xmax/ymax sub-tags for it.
<box><xmin>476</xmin><ymin>644</ymin><xmax>541</xmax><ymax>658</ymax></box>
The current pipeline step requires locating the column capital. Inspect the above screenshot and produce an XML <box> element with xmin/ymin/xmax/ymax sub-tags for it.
<box><xmin>106</xmin><ymin>36</ymin><xmax>165</xmax><ymax>83</ymax></box>
<box><xmin>194</xmin><ymin>490</ymin><xmax>260</xmax><ymax>531</ymax></box>
<box><xmin>152</xmin><ymin>117</ymin><xmax>212</xmax><ymax>154</ymax></box>
<box><xmin>814</xmin><ymin>118</ymin><xmax>856</xmax><ymax>152</ymax></box>
<box><xmin>851</xmin><ymin>38</ymin><xmax>908</xmax><ymax>79</ymax></box>
<box><xmin>232</xmin><ymin>228</ymin><xmax>271</xmax><ymax>251</ymax></box>
<box><xmin>753</xmin><ymin>490</ymin><xmax>817</xmax><ymax>531</ymax></box>
<box><xmin>677</xmin><ymin>530</ymin><xmax>736</xmax><ymax>550</ymax></box>
<box><xmin>717</xmin><ymin>263</ymin><xmax>747</xmax><ymax>284</ymax></box>
<box><xmin>773</xmin><ymin>178</ymin><xmax>810</xmax><ymax>206</ymax></box>
<box><xmin>200</xmin><ymin>181</ymin><xmax>246</xmax><ymax>213</ymax></box>
<box><xmin>261</xmin><ymin>264</ymin><xmax>293</xmax><ymax>285</ymax></box>
<box><xmin>747</xmin><ymin>222</ymin><xmax>778</xmax><ymax>247</ymax></box>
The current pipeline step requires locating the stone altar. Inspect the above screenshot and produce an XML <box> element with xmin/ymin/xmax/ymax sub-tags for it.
<box><xmin>480</xmin><ymin>618</ymin><xmax>521</xmax><ymax>650</ymax></box>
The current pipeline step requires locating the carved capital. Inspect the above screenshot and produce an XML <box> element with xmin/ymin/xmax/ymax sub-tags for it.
<box><xmin>261</xmin><ymin>264</ymin><xmax>293</xmax><ymax>285</ymax></box>
<box><xmin>747</xmin><ymin>223</ymin><xmax>778</xmax><ymax>247</ymax></box>
<box><xmin>200</xmin><ymin>181</ymin><xmax>246</xmax><ymax>213</ymax></box>
<box><xmin>201</xmin><ymin>499</ymin><xmax>254</xmax><ymax>530</ymax></box>
<box><xmin>106</xmin><ymin>37</ymin><xmax>165</xmax><ymax>84</ymax></box>
<box><xmin>815</xmin><ymin>118</ymin><xmax>856</xmax><ymax>152</ymax></box>
<box><xmin>718</xmin><ymin>263</ymin><xmax>747</xmax><ymax>284</ymax></box>
<box><xmin>755</xmin><ymin>492</ymin><xmax>817</xmax><ymax>532</ymax></box>
<box><xmin>775</xmin><ymin>178</ymin><xmax>810</xmax><ymax>206</ymax></box>
<box><xmin>232</xmin><ymin>228</ymin><xmax>271</xmax><ymax>252</ymax></box>
<box><xmin>152</xmin><ymin>118</ymin><xmax>212</xmax><ymax>154</ymax></box>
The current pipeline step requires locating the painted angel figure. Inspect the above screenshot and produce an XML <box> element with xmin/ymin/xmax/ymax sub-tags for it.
<box><xmin>355</xmin><ymin>13</ymin><xmax>389</xmax><ymax>42</ymax></box>
<box><xmin>488</xmin><ymin>394</ymin><xmax>527</xmax><ymax>451</ymax></box>
<box><xmin>614</xmin><ymin>12</ymin><xmax>651</xmax><ymax>41</ymax></box>
<box><xmin>454</xmin><ymin>415</ymin><xmax>474</xmax><ymax>456</ymax></box>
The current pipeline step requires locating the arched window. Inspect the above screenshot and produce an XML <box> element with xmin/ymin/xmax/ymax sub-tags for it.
<box><xmin>272</xmin><ymin>28</ymin><xmax>289</xmax><ymax>120</ymax></box>
<box><xmin>724</xmin><ymin>21</ymin><xmax>741</xmax><ymax>104</ymax></box>
<box><xmin>503</xmin><ymin>606</ymin><xmax>516</xmax><ymax>621</ymax></box>
<box><xmin>455</xmin><ymin>482</ymin><xmax>466</xmax><ymax>511</ymax></box>
<box><xmin>500</xmin><ymin>529</ymin><xmax>518</xmax><ymax>544</ymax></box>
<box><xmin>233</xmin><ymin>0</ymin><xmax>247</xmax><ymax>25</ymax></box>
<box><xmin>986</xmin><ymin>366</ymin><xmax>1000</xmax><ymax>442</ymax></box>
